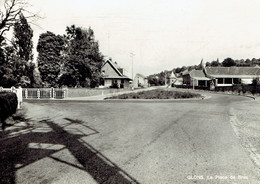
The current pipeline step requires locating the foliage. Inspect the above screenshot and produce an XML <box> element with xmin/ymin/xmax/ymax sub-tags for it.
<box><xmin>148</xmin><ymin>71</ymin><xmax>166</xmax><ymax>86</ymax></box>
<box><xmin>147</xmin><ymin>76</ymin><xmax>159</xmax><ymax>86</ymax></box>
<box><xmin>222</xmin><ymin>58</ymin><xmax>236</xmax><ymax>67</ymax></box>
<box><xmin>0</xmin><ymin>92</ymin><xmax>17</xmax><ymax>126</ymax></box>
<box><xmin>59</xmin><ymin>25</ymin><xmax>104</xmax><ymax>88</ymax></box>
<box><xmin>252</xmin><ymin>77</ymin><xmax>260</xmax><ymax>86</ymax></box>
<box><xmin>107</xmin><ymin>89</ymin><xmax>201</xmax><ymax>99</ymax></box>
<box><xmin>208</xmin><ymin>59</ymin><xmax>221</xmax><ymax>67</ymax></box>
<box><xmin>0</xmin><ymin>13</ymin><xmax>35</xmax><ymax>87</ymax></box>
<box><xmin>13</xmin><ymin>13</ymin><xmax>33</xmax><ymax>61</ymax></box>
<box><xmin>37</xmin><ymin>31</ymin><xmax>66</xmax><ymax>87</ymax></box>
<box><xmin>0</xmin><ymin>0</ymin><xmax>38</xmax><ymax>45</ymax></box>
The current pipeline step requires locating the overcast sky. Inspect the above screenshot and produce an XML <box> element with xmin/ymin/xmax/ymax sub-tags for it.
<box><xmin>26</xmin><ymin>0</ymin><xmax>260</xmax><ymax>76</ymax></box>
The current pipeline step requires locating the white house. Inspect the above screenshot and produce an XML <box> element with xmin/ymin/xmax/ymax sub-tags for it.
<box><xmin>101</xmin><ymin>60</ymin><xmax>131</xmax><ymax>88</ymax></box>
<box><xmin>133</xmin><ymin>73</ymin><xmax>148</xmax><ymax>88</ymax></box>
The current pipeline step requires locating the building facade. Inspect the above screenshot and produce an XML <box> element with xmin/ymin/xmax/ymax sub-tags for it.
<box><xmin>101</xmin><ymin>60</ymin><xmax>131</xmax><ymax>88</ymax></box>
<box><xmin>133</xmin><ymin>73</ymin><xmax>148</xmax><ymax>88</ymax></box>
<box><xmin>181</xmin><ymin>66</ymin><xmax>260</xmax><ymax>88</ymax></box>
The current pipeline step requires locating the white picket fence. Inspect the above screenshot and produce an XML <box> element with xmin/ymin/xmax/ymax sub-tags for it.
<box><xmin>22</xmin><ymin>88</ymin><xmax>68</xmax><ymax>99</ymax></box>
<box><xmin>0</xmin><ymin>86</ymin><xmax>23</xmax><ymax>109</ymax></box>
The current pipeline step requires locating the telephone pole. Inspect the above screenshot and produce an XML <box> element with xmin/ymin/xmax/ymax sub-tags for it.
<box><xmin>130</xmin><ymin>52</ymin><xmax>135</xmax><ymax>80</ymax></box>
<box><xmin>165</xmin><ymin>70</ymin><xmax>167</xmax><ymax>86</ymax></box>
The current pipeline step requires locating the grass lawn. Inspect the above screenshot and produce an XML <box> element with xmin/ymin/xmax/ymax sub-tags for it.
<box><xmin>106</xmin><ymin>89</ymin><xmax>202</xmax><ymax>99</ymax></box>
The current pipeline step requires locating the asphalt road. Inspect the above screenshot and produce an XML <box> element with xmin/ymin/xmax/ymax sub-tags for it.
<box><xmin>1</xmin><ymin>92</ymin><xmax>260</xmax><ymax>183</ymax></box>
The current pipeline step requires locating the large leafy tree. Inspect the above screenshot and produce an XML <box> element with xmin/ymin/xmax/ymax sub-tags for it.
<box><xmin>12</xmin><ymin>13</ymin><xmax>34</xmax><ymax>87</ymax></box>
<box><xmin>0</xmin><ymin>13</ymin><xmax>35</xmax><ymax>87</ymax></box>
<box><xmin>59</xmin><ymin>25</ymin><xmax>104</xmax><ymax>87</ymax></box>
<box><xmin>37</xmin><ymin>31</ymin><xmax>66</xmax><ymax>87</ymax></box>
<box><xmin>0</xmin><ymin>0</ymin><xmax>38</xmax><ymax>87</ymax></box>
<box><xmin>13</xmin><ymin>13</ymin><xmax>33</xmax><ymax>61</ymax></box>
<box><xmin>222</xmin><ymin>57</ymin><xmax>236</xmax><ymax>67</ymax></box>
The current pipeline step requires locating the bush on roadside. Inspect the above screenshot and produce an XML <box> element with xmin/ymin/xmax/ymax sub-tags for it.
<box><xmin>0</xmin><ymin>92</ymin><xmax>18</xmax><ymax>128</ymax></box>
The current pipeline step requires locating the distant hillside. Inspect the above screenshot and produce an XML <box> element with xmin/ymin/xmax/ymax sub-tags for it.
<box><xmin>147</xmin><ymin>57</ymin><xmax>260</xmax><ymax>86</ymax></box>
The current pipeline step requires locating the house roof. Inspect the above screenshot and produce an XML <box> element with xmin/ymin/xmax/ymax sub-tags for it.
<box><xmin>102</xmin><ymin>60</ymin><xmax>123</xmax><ymax>77</ymax></box>
<box><xmin>189</xmin><ymin>70</ymin><xmax>205</xmax><ymax>78</ymax></box>
<box><xmin>206</xmin><ymin>67</ymin><xmax>260</xmax><ymax>76</ymax></box>
<box><xmin>182</xmin><ymin>69</ymin><xmax>210</xmax><ymax>80</ymax></box>
<box><xmin>181</xmin><ymin>69</ymin><xmax>190</xmax><ymax>76</ymax></box>
<box><xmin>103</xmin><ymin>76</ymin><xmax>131</xmax><ymax>80</ymax></box>
<box><xmin>102</xmin><ymin>60</ymin><xmax>131</xmax><ymax>80</ymax></box>
<box><xmin>189</xmin><ymin>70</ymin><xmax>210</xmax><ymax>80</ymax></box>
<box><xmin>135</xmin><ymin>73</ymin><xmax>147</xmax><ymax>79</ymax></box>
<box><xmin>180</xmin><ymin>66</ymin><xmax>260</xmax><ymax>81</ymax></box>
<box><xmin>169</xmin><ymin>71</ymin><xmax>176</xmax><ymax>78</ymax></box>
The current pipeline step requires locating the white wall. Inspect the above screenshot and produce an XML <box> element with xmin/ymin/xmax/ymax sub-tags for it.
<box><xmin>104</xmin><ymin>79</ymin><xmax>112</xmax><ymax>87</ymax></box>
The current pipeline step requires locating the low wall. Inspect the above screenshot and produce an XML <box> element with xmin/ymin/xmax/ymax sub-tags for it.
<box><xmin>66</xmin><ymin>88</ymin><xmax>132</xmax><ymax>97</ymax></box>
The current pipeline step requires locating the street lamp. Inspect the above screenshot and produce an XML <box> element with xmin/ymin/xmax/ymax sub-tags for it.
<box><xmin>130</xmin><ymin>52</ymin><xmax>135</xmax><ymax>80</ymax></box>
<box><xmin>165</xmin><ymin>70</ymin><xmax>167</xmax><ymax>86</ymax></box>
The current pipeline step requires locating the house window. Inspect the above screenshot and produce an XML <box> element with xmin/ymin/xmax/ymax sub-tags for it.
<box><xmin>217</xmin><ymin>78</ymin><xmax>223</xmax><ymax>84</ymax></box>
<box><xmin>225</xmin><ymin>78</ymin><xmax>232</xmax><ymax>84</ymax></box>
<box><xmin>121</xmin><ymin>79</ymin><xmax>124</xmax><ymax>84</ymax></box>
<box><xmin>198</xmin><ymin>80</ymin><xmax>206</xmax><ymax>86</ymax></box>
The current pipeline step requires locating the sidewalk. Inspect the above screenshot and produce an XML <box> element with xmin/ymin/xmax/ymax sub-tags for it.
<box><xmin>64</xmin><ymin>86</ymin><xmax>161</xmax><ymax>101</ymax></box>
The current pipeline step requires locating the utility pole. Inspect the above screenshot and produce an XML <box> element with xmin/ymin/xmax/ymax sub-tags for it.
<box><xmin>165</xmin><ymin>70</ymin><xmax>167</xmax><ymax>86</ymax></box>
<box><xmin>130</xmin><ymin>52</ymin><xmax>135</xmax><ymax>80</ymax></box>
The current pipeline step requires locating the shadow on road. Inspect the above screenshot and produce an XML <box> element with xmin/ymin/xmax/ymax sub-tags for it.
<box><xmin>0</xmin><ymin>118</ymin><xmax>139</xmax><ymax>184</ymax></box>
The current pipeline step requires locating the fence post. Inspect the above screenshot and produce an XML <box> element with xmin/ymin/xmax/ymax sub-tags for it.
<box><xmin>25</xmin><ymin>89</ymin><xmax>28</xmax><ymax>99</ymax></box>
<box><xmin>17</xmin><ymin>87</ymin><xmax>23</xmax><ymax>109</ymax></box>
<box><xmin>37</xmin><ymin>89</ymin><xmax>40</xmax><ymax>99</ymax></box>
<box><xmin>11</xmin><ymin>86</ymin><xmax>15</xmax><ymax>93</ymax></box>
<box><xmin>53</xmin><ymin>88</ymin><xmax>56</xmax><ymax>99</ymax></box>
<box><xmin>62</xmin><ymin>89</ymin><xmax>65</xmax><ymax>98</ymax></box>
<box><xmin>51</xmin><ymin>87</ymin><xmax>55</xmax><ymax>99</ymax></box>
<box><xmin>65</xmin><ymin>88</ymin><xmax>68</xmax><ymax>98</ymax></box>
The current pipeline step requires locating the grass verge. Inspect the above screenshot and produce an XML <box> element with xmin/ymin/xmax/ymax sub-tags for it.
<box><xmin>106</xmin><ymin>89</ymin><xmax>201</xmax><ymax>99</ymax></box>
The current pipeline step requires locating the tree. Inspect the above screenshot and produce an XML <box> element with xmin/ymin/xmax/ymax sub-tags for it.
<box><xmin>0</xmin><ymin>0</ymin><xmax>38</xmax><ymax>45</ymax></box>
<box><xmin>59</xmin><ymin>25</ymin><xmax>104</xmax><ymax>87</ymax></box>
<box><xmin>147</xmin><ymin>75</ymin><xmax>159</xmax><ymax>86</ymax></box>
<box><xmin>222</xmin><ymin>58</ymin><xmax>236</xmax><ymax>67</ymax></box>
<box><xmin>0</xmin><ymin>13</ymin><xmax>35</xmax><ymax>87</ymax></box>
<box><xmin>0</xmin><ymin>46</ymin><xmax>17</xmax><ymax>87</ymax></box>
<box><xmin>37</xmin><ymin>31</ymin><xmax>66</xmax><ymax>87</ymax></box>
<box><xmin>0</xmin><ymin>0</ymin><xmax>39</xmax><ymax>87</ymax></box>
<box><xmin>252</xmin><ymin>77</ymin><xmax>260</xmax><ymax>86</ymax></box>
<box><xmin>12</xmin><ymin>13</ymin><xmax>35</xmax><ymax>87</ymax></box>
<box><xmin>210</xmin><ymin>59</ymin><xmax>221</xmax><ymax>67</ymax></box>
<box><xmin>13</xmin><ymin>13</ymin><xmax>33</xmax><ymax>61</ymax></box>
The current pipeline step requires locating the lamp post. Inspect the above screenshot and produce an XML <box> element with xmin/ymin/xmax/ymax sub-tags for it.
<box><xmin>130</xmin><ymin>52</ymin><xmax>135</xmax><ymax>81</ymax></box>
<box><xmin>165</xmin><ymin>70</ymin><xmax>167</xmax><ymax>86</ymax></box>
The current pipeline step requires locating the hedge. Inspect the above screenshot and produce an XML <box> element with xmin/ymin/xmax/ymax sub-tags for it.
<box><xmin>176</xmin><ymin>84</ymin><xmax>260</xmax><ymax>95</ymax></box>
<box><xmin>0</xmin><ymin>92</ymin><xmax>18</xmax><ymax>127</ymax></box>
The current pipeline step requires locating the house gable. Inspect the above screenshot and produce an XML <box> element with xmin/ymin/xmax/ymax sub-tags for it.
<box><xmin>102</xmin><ymin>60</ymin><xmax>122</xmax><ymax>78</ymax></box>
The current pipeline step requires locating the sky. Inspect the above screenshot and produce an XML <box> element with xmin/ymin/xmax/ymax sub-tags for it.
<box><xmin>20</xmin><ymin>0</ymin><xmax>260</xmax><ymax>76</ymax></box>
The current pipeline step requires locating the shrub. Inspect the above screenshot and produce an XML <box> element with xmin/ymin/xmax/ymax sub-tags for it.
<box><xmin>0</xmin><ymin>92</ymin><xmax>18</xmax><ymax>128</ymax></box>
<box><xmin>252</xmin><ymin>77</ymin><xmax>260</xmax><ymax>86</ymax></box>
